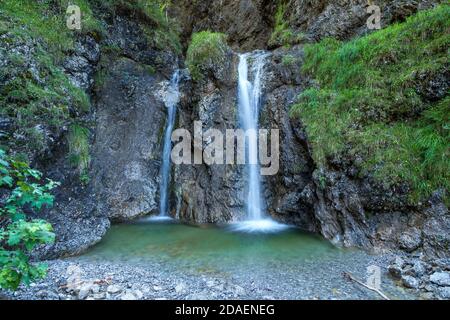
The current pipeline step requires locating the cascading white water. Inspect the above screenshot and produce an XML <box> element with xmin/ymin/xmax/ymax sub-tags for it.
<box><xmin>238</xmin><ymin>52</ymin><xmax>265</xmax><ymax>220</ymax></box>
<box><xmin>158</xmin><ymin>70</ymin><xmax>181</xmax><ymax>219</ymax></box>
<box><xmin>232</xmin><ymin>52</ymin><xmax>288</xmax><ymax>233</ymax></box>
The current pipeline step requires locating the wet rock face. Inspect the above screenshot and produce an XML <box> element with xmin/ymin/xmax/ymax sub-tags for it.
<box><xmin>172</xmin><ymin>48</ymin><xmax>317</xmax><ymax>228</ymax></box>
<box><xmin>260</xmin><ymin>50</ymin><xmax>316</xmax><ymax>231</ymax></box>
<box><xmin>422</xmin><ymin>192</ymin><xmax>450</xmax><ymax>259</ymax></box>
<box><xmin>92</xmin><ymin>58</ymin><xmax>168</xmax><ymax>221</ymax></box>
<box><xmin>33</xmin><ymin>13</ymin><xmax>180</xmax><ymax>257</ymax></box>
<box><xmin>174</xmin><ymin>49</ymin><xmax>244</xmax><ymax>223</ymax></box>
<box><xmin>294</xmin><ymin>147</ymin><xmax>449</xmax><ymax>255</ymax></box>
<box><xmin>102</xmin><ymin>15</ymin><xmax>178</xmax><ymax>77</ymax></box>
<box><xmin>34</xmin><ymin>146</ymin><xmax>110</xmax><ymax>260</ymax></box>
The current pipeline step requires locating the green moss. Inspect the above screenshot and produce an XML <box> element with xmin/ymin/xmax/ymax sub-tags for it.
<box><xmin>268</xmin><ymin>2</ymin><xmax>304</xmax><ymax>48</ymax></box>
<box><xmin>186</xmin><ymin>31</ymin><xmax>228</xmax><ymax>81</ymax></box>
<box><xmin>291</xmin><ymin>5</ymin><xmax>450</xmax><ymax>204</ymax></box>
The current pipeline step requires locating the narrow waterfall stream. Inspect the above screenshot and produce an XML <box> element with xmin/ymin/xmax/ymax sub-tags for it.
<box><xmin>238</xmin><ymin>53</ymin><xmax>265</xmax><ymax>220</ymax></box>
<box><xmin>232</xmin><ymin>52</ymin><xmax>287</xmax><ymax>233</ymax></box>
<box><xmin>158</xmin><ymin>70</ymin><xmax>181</xmax><ymax>218</ymax></box>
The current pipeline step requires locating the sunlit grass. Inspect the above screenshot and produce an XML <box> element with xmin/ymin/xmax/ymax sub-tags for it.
<box><xmin>291</xmin><ymin>5</ymin><xmax>450</xmax><ymax>204</ymax></box>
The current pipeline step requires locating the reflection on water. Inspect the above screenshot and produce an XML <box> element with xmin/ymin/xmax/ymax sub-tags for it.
<box><xmin>78</xmin><ymin>219</ymin><xmax>347</xmax><ymax>275</ymax></box>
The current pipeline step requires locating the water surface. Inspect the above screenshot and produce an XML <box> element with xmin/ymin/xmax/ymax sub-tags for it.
<box><xmin>79</xmin><ymin>219</ymin><xmax>347</xmax><ymax>275</ymax></box>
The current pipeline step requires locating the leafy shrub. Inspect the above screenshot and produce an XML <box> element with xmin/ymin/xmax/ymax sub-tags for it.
<box><xmin>0</xmin><ymin>149</ymin><xmax>59</xmax><ymax>290</ymax></box>
<box><xmin>186</xmin><ymin>31</ymin><xmax>228</xmax><ymax>81</ymax></box>
<box><xmin>291</xmin><ymin>5</ymin><xmax>450</xmax><ymax>204</ymax></box>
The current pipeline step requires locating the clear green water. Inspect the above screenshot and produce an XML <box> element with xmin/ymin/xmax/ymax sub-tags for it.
<box><xmin>79</xmin><ymin>219</ymin><xmax>348</xmax><ymax>275</ymax></box>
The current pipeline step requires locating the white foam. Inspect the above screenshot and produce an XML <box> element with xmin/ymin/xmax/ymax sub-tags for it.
<box><xmin>228</xmin><ymin>219</ymin><xmax>290</xmax><ymax>233</ymax></box>
<box><xmin>139</xmin><ymin>216</ymin><xmax>174</xmax><ymax>223</ymax></box>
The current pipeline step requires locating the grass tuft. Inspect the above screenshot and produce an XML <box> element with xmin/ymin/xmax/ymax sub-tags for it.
<box><xmin>186</xmin><ymin>31</ymin><xmax>228</xmax><ymax>81</ymax></box>
<box><xmin>68</xmin><ymin>124</ymin><xmax>90</xmax><ymax>177</ymax></box>
<box><xmin>268</xmin><ymin>2</ymin><xmax>304</xmax><ymax>48</ymax></box>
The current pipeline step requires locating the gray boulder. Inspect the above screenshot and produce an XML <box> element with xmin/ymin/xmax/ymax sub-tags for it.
<box><xmin>398</xmin><ymin>228</ymin><xmax>422</xmax><ymax>253</ymax></box>
<box><xmin>401</xmin><ymin>275</ymin><xmax>420</xmax><ymax>289</ymax></box>
<box><xmin>430</xmin><ymin>272</ymin><xmax>450</xmax><ymax>287</ymax></box>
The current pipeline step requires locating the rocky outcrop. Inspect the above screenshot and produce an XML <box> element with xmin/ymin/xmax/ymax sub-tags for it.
<box><xmin>91</xmin><ymin>57</ymin><xmax>170</xmax><ymax>221</ymax></box>
<box><xmin>172</xmin><ymin>0</ymin><xmax>442</xmax><ymax>50</ymax></box>
<box><xmin>172</xmin><ymin>46</ymin><xmax>317</xmax><ymax>227</ymax></box>
<box><xmin>173</xmin><ymin>45</ymin><xmax>243</xmax><ymax>223</ymax></box>
<box><xmin>259</xmin><ymin>49</ymin><xmax>316</xmax><ymax>231</ymax></box>
<box><xmin>63</xmin><ymin>36</ymin><xmax>100</xmax><ymax>90</ymax></box>
<box><xmin>389</xmin><ymin>255</ymin><xmax>450</xmax><ymax>299</ymax></box>
<box><xmin>284</xmin><ymin>0</ymin><xmax>441</xmax><ymax>42</ymax></box>
<box><xmin>32</xmin><ymin>11</ymin><xmax>182</xmax><ymax>257</ymax></box>
<box><xmin>172</xmin><ymin>0</ymin><xmax>275</xmax><ymax>51</ymax></box>
<box><xmin>3</xmin><ymin>0</ymin><xmax>447</xmax><ymax>262</ymax></box>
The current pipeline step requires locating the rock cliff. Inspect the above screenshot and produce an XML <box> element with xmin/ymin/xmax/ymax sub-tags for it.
<box><xmin>1</xmin><ymin>0</ymin><xmax>448</xmax><ymax>261</ymax></box>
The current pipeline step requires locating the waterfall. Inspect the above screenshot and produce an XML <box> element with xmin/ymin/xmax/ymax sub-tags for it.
<box><xmin>158</xmin><ymin>70</ymin><xmax>181</xmax><ymax>218</ymax></box>
<box><xmin>238</xmin><ymin>52</ymin><xmax>266</xmax><ymax>220</ymax></box>
<box><xmin>232</xmin><ymin>52</ymin><xmax>288</xmax><ymax>233</ymax></box>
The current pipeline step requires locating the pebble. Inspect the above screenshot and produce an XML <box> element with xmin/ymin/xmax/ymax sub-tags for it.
<box><xmin>107</xmin><ymin>284</ymin><xmax>122</xmax><ymax>294</ymax></box>
<box><xmin>234</xmin><ymin>285</ymin><xmax>246</xmax><ymax>295</ymax></box>
<box><xmin>120</xmin><ymin>292</ymin><xmax>137</xmax><ymax>300</ymax></box>
<box><xmin>134</xmin><ymin>290</ymin><xmax>144</xmax><ymax>299</ymax></box>
<box><xmin>78</xmin><ymin>282</ymin><xmax>93</xmax><ymax>300</ymax></box>
<box><xmin>175</xmin><ymin>283</ymin><xmax>186</xmax><ymax>293</ymax></box>
<box><xmin>92</xmin><ymin>293</ymin><xmax>106</xmax><ymax>300</ymax></box>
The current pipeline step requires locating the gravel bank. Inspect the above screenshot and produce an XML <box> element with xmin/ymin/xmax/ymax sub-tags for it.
<box><xmin>2</xmin><ymin>252</ymin><xmax>422</xmax><ymax>300</ymax></box>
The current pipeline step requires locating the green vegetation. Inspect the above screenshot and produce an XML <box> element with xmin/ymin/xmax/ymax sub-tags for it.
<box><xmin>268</xmin><ymin>2</ymin><xmax>304</xmax><ymax>48</ymax></box>
<box><xmin>0</xmin><ymin>0</ymin><xmax>105</xmax><ymax>57</ymax></box>
<box><xmin>281</xmin><ymin>54</ymin><xmax>300</xmax><ymax>67</ymax></box>
<box><xmin>0</xmin><ymin>0</ymin><xmax>179</xmax><ymax>49</ymax></box>
<box><xmin>0</xmin><ymin>0</ymin><xmax>181</xmax><ymax>162</ymax></box>
<box><xmin>291</xmin><ymin>5</ymin><xmax>450</xmax><ymax>204</ymax></box>
<box><xmin>186</xmin><ymin>31</ymin><xmax>229</xmax><ymax>81</ymax></box>
<box><xmin>68</xmin><ymin>124</ymin><xmax>90</xmax><ymax>184</ymax></box>
<box><xmin>0</xmin><ymin>149</ymin><xmax>58</xmax><ymax>290</ymax></box>
<box><xmin>0</xmin><ymin>0</ymin><xmax>92</xmax><ymax>158</ymax></box>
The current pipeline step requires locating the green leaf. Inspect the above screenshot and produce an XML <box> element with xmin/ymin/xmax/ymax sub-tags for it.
<box><xmin>0</xmin><ymin>175</ymin><xmax>13</xmax><ymax>187</ymax></box>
